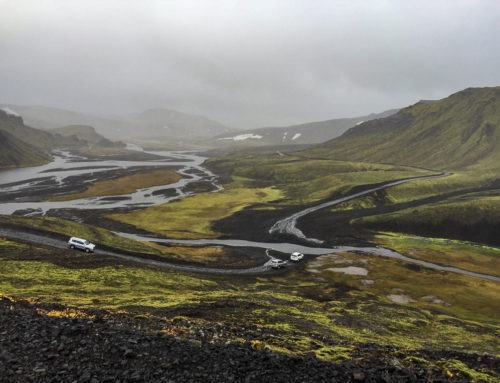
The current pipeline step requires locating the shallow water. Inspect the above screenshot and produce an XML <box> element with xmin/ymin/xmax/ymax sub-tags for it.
<box><xmin>0</xmin><ymin>149</ymin><xmax>221</xmax><ymax>215</ymax></box>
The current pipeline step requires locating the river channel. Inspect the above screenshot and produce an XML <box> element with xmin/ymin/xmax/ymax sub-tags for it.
<box><xmin>0</xmin><ymin>147</ymin><xmax>498</xmax><ymax>281</ymax></box>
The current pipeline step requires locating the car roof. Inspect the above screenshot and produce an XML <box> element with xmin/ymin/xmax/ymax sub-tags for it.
<box><xmin>70</xmin><ymin>236</ymin><xmax>86</xmax><ymax>242</ymax></box>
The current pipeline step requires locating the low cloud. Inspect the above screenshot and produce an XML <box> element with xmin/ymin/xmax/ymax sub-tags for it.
<box><xmin>1</xmin><ymin>0</ymin><xmax>499</xmax><ymax>128</ymax></box>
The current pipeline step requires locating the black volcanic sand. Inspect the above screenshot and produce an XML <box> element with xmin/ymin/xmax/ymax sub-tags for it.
<box><xmin>1</xmin><ymin>296</ymin><xmax>497</xmax><ymax>383</ymax></box>
<box><xmin>297</xmin><ymin>185</ymin><xmax>500</xmax><ymax>247</ymax></box>
<box><xmin>211</xmin><ymin>204</ymin><xmax>375</xmax><ymax>247</ymax></box>
<box><xmin>211</xmin><ymin>180</ymin><xmax>500</xmax><ymax>247</ymax></box>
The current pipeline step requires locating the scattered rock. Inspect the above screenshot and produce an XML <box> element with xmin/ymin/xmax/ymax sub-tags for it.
<box><xmin>360</xmin><ymin>279</ymin><xmax>375</xmax><ymax>286</ymax></box>
<box><xmin>353</xmin><ymin>370</ymin><xmax>365</xmax><ymax>381</ymax></box>
<box><xmin>326</xmin><ymin>266</ymin><xmax>369</xmax><ymax>276</ymax></box>
<box><xmin>0</xmin><ymin>296</ymin><xmax>495</xmax><ymax>382</ymax></box>
<box><xmin>387</xmin><ymin>294</ymin><xmax>417</xmax><ymax>304</ymax></box>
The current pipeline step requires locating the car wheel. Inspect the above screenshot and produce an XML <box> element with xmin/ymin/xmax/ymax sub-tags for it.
<box><xmin>85</xmin><ymin>248</ymin><xmax>90</xmax><ymax>253</ymax></box>
<box><xmin>70</xmin><ymin>245</ymin><xmax>75</xmax><ymax>249</ymax></box>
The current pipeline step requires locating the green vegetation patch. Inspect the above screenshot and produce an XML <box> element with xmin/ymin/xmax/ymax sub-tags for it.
<box><xmin>206</xmin><ymin>151</ymin><xmax>434</xmax><ymax>205</ymax></box>
<box><xmin>107</xmin><ymin>185</ymin><xmax>283</xmax><ymax>238</ymax></box>
<box><xmin>439</xmin><ymin>359</ymin><xmax>498</xmax><ymax>383</ymax></box>
<box><xmin>299</xmin><ymin>87</ymin><xmax>500</xmax><ymax>172</ymax></box>
<box><xmin>51</xmin><ymin>169</ymin><xmax>182</xmax><ymax>201</ymax></box>
<box><xmin>374</xmin><ymin>232</ymin><xmax>500</xmax><ymax>277</ymax></box>
<box><xmin>306</xmin><ymin>250</ymin><xmax>500</xmax><ymax>324</ymax></box>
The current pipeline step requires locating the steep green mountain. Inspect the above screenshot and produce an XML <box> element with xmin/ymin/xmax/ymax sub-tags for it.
<box><xmin>0</xmin><ymin>130</ymin><xmax>51</xmax><ymax>168</ymax></box>
<box><xmin>206</xmin><ymin>109</ymin><xmax>399</xmax><ymax>147</ymax></box>
<box><xmin>1</xmin><ymin>104</ymin><xmax>131</xmax><ymax>140</ymax></box>
<box><xmin>302</xmin><ymin>87</ymin><xmax>500</xmax><ymax>171</ymax></box>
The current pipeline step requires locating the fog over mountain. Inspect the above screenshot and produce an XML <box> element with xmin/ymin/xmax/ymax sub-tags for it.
<box><xmin>1</xmin><ymin>1</ymin><xmax>500</xmax><ymax>129</ymax></box>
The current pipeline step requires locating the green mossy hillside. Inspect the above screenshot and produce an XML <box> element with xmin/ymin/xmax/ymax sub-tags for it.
<box><xmin>0</xmin><ymin>130</ymin><xmax>51</xmax><ymax>168</ymax></box>
<box><xmin>302</xmin><ymin>87</ymin><xmax>500</xmax><ymax>171</ymax></box>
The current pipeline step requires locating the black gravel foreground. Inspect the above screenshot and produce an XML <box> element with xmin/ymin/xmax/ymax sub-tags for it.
<box><xmin>0</xmin><ymin>297</ymin><xmax>494</xmax><ymax>383</ymax></box>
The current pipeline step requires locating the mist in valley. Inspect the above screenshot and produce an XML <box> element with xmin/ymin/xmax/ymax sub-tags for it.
<box><xmin>1</xmin><ymin>0</ymin><xmax>499</xmax><ymax>134</ymax></box>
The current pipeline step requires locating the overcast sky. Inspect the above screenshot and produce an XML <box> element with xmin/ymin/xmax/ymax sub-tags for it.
<box><xmin>1</xmin><ymin>0</ymin><xmax>499</xmax><ymax>128</ymax></box>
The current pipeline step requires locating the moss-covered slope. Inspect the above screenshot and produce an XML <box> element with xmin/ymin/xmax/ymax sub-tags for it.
<box><xmin>302</xmin><ymin>87</ymin><xmax>500</xmax><ymax>171</ymax></box>
<box><xmin>0</xmin><ymin>130</ymin><xmax>51</xmax><ymax>168</ymax></box>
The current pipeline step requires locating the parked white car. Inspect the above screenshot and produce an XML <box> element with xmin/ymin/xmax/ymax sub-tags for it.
<box><xmin>270</xmin><ymin>259</ymin><xmax>287</xmax><ymax>269</ymax></box>
<box><xmin>68</xmin><ymin>237</ymin><xmax>95</xmax><ymax>253</ymax></box>
<box><xmin>290</xmin><ymin>252</ymin><xmax>304</xmax><ymax>262</ymax></box>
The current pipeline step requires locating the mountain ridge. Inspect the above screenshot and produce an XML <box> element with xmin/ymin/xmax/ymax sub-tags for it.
<box><xmin>207</xmin><ymin>108</ymin><xmax>399</xmax><ymax>147</ymax></box>
<box><xmin>2</xmin><ymin>104</ymin><xmax>236</xmax><ymax>142</ymax></box>
<box><xmin>301</xmin><ymin>87</ymin><xmax>500</xmax><ymax>171</ymax></box>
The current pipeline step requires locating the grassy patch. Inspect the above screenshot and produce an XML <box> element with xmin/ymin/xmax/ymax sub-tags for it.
<box><xmin>206</xmin><ymin>152</ymin><xmax>434</xmax><ymax>205</ymax></box>
<box><xmin>374</xmin><ymin>232</ymin><xmax>500</xmax><ymax>277</ymax></box>
<box><xmin>51</xmin><ymin>169</ymin><xmax>181</xmax><ymax>201</ymax></box>
<box><xmin>306</xmin><ymin>251</ymin><xmax>500</xmax><ymax>323</ymax></box>
<box><xmin>440</xmin><ymin>359</ymin><xmax>498</xmax><ymax>383</ymax></box>
<box><xmin>107</xmin><ymin>185</ymin><xmax>283</xmax><ymax>238</ymax></box>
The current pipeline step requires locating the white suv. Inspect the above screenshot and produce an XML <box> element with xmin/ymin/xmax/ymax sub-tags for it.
<box><xmin>270</xmin><ymin>259</ymin><xmax>287</xmax><ymax>269</ymax></box>
<box><xmin>68</xmin><ymin>237</ymin><xmax>95</xmax><ymax>253</ymax></box>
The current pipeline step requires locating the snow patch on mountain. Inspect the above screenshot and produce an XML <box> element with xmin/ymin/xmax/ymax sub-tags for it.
<box><xmin>218</xmin><ymin>133</ymin><xmax>263</xmax><ymax>141</ymax></box>
<box><xmin>292</xmin><ymin>133</ymin><xmax>302</xmax><ymax>141</ymax></box>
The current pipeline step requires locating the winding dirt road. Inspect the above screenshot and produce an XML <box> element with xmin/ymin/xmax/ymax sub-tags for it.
<box><xmin>269</xmin><ymin>172</ymin><xmax>452</xmax><ymax>243</ymax></box>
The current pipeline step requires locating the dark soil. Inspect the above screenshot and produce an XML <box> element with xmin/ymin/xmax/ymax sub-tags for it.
<box><xmin>298</xmin><ymin>185</ymin><xmax>500</xmax><ymax>247</ymax></box>
<box><xmin>2</xmin><ymin>296</ymin><xmax>497</xmax><ymax>382</ymax></box>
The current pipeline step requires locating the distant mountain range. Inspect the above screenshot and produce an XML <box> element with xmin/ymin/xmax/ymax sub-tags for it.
<box><xmin>302</xmin><ymin>87</ymin><xmax>500</xmax><ymax>171</ymax></box>
<box><xmin>0</xmin><ymin>108</ymin><xmax>63</xmax><ymax>168</ymax></box>
<box><xmin>4</xmin><ymin>86</ymin><xmax>500</xmax><ymax>171</ymax></box>
<box><xmin>206</xmin><ymin>109</ymin><xmax>399</xmax><ymax>147</ymax></box>
<box><xmin>0</xmin><ymin>108</ymin><xmax>123</xmax><ymax>168</ymax></box>
<box><xmin>1</xmin><ymin>105</ymin><xmax>236</xmax><ymax>142</ymax></box>
<box><xmin>0</xmin><ymin>128</ymin><xmax>51</xmax><ymax>169</ymax></box>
